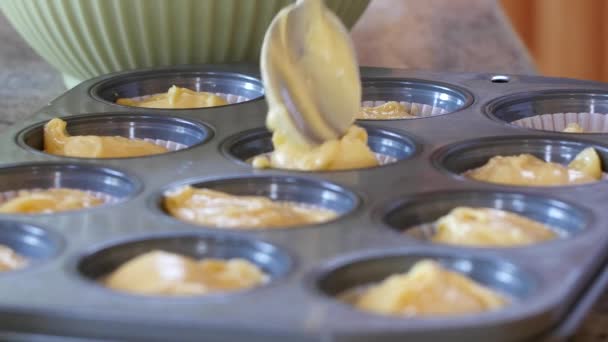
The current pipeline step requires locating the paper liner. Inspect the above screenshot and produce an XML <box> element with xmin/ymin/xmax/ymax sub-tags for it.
<box><xmin>248</xmin><ymin>152</ymin><xmax>396</xmax><ymax>168</ymax></box>
<box><xmin>119</xmin><ymin>91</ymin><xmax>249</xmax><ymax>107</ymax></box>
<box><xmin>511</xmin><ymin>112</ymin><xmax>608</xmax><ymax>133</ymax></box>
<box><xmin>405</xmin><ymin>216</ymin><xmax>574</xmax><ymax>242</ymax></box>
<box><xmin>405</xmin><ymin>223</ymin><xmax>437</xmax><ymax>240</ymax></box>
<box><xmin>42</xmin><ymin>133</ymin><xmax>187</xmax><ymax>157</ymax></box>
<box><xmin>0</xmin><ymin>188</ymin><xmax>120</xmax><ymax>206</ymax></box>
<box><xmin>139</xmin><ymin>138</ymin><xmax>187</xmax><ymax>152</ymax></box>
<box><xmin>463</xmin><ymin>169</ymin><xmax>608</xmax><ymax>182</ymax></box>
<box><xmin>218</xmin><ymin>93</ymin><xmax>251</xmax><ymax>104</ymax></box>
<box><xmin>374</xmin><ymin>153</ymin><xmax>398</xmax><ymax>165</ymax></box>
<box><xmin>359</xmin><ymin>100</ymin><xmax>448</xmax><ymax>120</ymax></box>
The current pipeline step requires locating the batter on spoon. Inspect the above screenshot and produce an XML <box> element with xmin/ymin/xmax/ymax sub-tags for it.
<box><xmin>256</xmin><ymin>0</ymin><xmax>378</xmax><ymax>171</ymax></box>
<box><xmin>251</xmin><ymin>126</ymin><xmax>378</xmax><ymax>170</ymax></box>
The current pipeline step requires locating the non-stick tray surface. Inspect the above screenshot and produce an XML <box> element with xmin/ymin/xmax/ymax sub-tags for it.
<box><xmin>0</xmin><ymin>65</ymin><xmax>607</xmax><ymax>341</ymax></box>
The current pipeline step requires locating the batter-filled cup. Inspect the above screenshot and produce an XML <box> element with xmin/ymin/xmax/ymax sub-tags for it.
<box><xmin>25</xmin><ymin>115</ymin><xmax>212</xmax><ymax>159</ymax></box>
<box><xmin>511</xmin><ymin>112</ymin><xmax>608</xmax><ymax>133</ymax></box>
<box><xmin>356</xmin><ymin>79</ymin><xmax>472</xmax><ymax>120</ymax></box>
<box><xmin>358</xmin><ymin>100</ymin><xmax>448</xmax><ymax>120</ymax></box>
<box><xmin>92</xmin><ymin>70</ymin><xmax>266</xmax><ymax>109</ymax></box>
<box><xmin>0</xmin><ymin>188</ymin><xmax>118</xmax><ymax>214</ymax></box>
<box><xmin>116</xmin><ymin>88</ymin><xmax>251</xmax><ymax>109</ymax></box>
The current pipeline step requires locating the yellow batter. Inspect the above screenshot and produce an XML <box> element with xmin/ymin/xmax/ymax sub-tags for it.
<box><xmin>251</xmin><ymin>125</ymin><xmax>378</xmax><ymax>171</ymax></box>
<box><xmin>164</xmin><ymin>186</ymin><xmax>337</xmax><ymax>228</ymax></box>
<box><xmin>431</xmin><ymin>207</ymin><xmax>557</xmax><ymax>247</ymax></box>
<box><xmin>103</xmin><ymin>250</ymin><xmax>268</xmax><ymax>296</ymax></box>
<box><xmin>465</xmin><ymin>147</ymin><xmax>602</xmax><ymax>186</ymax></box>
<box><xmin>44</xmin><ymin>118</ymin><xmax>168</xmax><ymax>158</ymax></box>
<box><xmin>0</xmin><ymin>188</ymin><xmax>104</xmax><ymax>214</ymax></box>
<box><xmin>341</xmin><ymin>260</ymin><xmax>506</xmax><ymax>317</ymax></box>
<box><xmin>563</xmin><ymin>123</ymin><xmax>584</xmax><ymax>133</ymax></box>
<box><xmin>116</xmin><ymin>85</ymin><xmax>228</xmax><ymax>109</ymax></box>
<box><xmin>0</xmin><ymin>244</ymin><xmax>27</xmax><ymax>271</ymax></box>
<box><xmin>357</xmin><ymin>102</ymin><xmax>416</xmax><ymax>120</ymax></box>
<box><xmin>258</xmin><ymin>0</ymin><xmax>379</xmax><ymax>171</ymax></box>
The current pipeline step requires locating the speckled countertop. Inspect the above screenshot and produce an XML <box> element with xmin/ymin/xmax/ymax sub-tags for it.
<box><xmin>0</xmin><ymin>0</ymin><xmax>603</xmax><ymax>340</ymax></box>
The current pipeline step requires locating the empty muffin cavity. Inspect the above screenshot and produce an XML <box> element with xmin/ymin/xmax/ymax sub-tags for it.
<box><xmin>357</xmin><ymin>78</ymin><xmax>472</xmax><ymax>120</ymax></box>
<box><xmin>381</xmin><ymin>191</ymin><xmax>588</xmax><ymax>246</ymax></box>
<box><xmin>91</xmin><ymin>70</ymin><xmax>264</xmax><ymax>108</ymax></box>
<box><xmin>160</xmin><ymin>175</ymin><xmax>358</xmax><ymax>229</ymax></box>
<box><xmin>487</xmin><ymin>90</ymin><xmax>608</xmax><ymax>133</ymax></box>
<box><xmin>316</xmin><ymin>252</ymin><xmax>534</xmax><ymax>316</ymax></box>
<box><xmin>0</xmin><ymin>163</ymin><xmax>138</xmax><ymax>214</ymax></box>
<box><xmin>17</xmin><ymin>114</ymin><xmax>211</xmax><ymax>159</ymax></box>
<box><xmin>77</xmin><ymin>234</ymin><xmax>290</xmax><ymax>296</ymax></box>
<box><xmin>221</xmin><ymin>125</ymin><xmax>416</xmax><ymax>170</ymax></box>
<box><xmin>433</xmin><ymin>136</ymin><xmax>608</xmax><ymax>187</ymax></box>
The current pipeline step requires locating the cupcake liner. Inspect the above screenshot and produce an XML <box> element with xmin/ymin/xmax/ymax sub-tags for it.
<box><xmin>217</xmin><ymin>93</ymin><xmax>251</xmax><ymax>104</ymax></box>
<box><xmin>360</xmin><ymin>100</ymin><xmax>448</xmax><ymax>119</ymax></box>
<box><xmin>139</xmin><ymin>138</ymin><xmax>187</xmax><ymax>152</ymax></box>
<box><xmin>511</xmin><ymin>112</ymin><xmax>608</xmax><ymax>133</ymax></box>
<box><xmin>404</xmin><ymin>223</ymin><xmax>436</xmax><ymax>240</ymax></box>
<box><xmin>374</xmin><ymin>153</ymin><xmax>398</xmax><ymax>165</ymax></box>
<box><xmin>0</xmin><ymin>188</ymin><xmax>119</xmax><ymax>206</ymax></box>
<box><xmin>121</xmin><ymin>92</ymin><xmax>249</xmax><ymax>107</ymax></box>
<box><xmin>248</xmin><ymin>152</ymin><xmax>396</xmax><ymax>167</ymax></box>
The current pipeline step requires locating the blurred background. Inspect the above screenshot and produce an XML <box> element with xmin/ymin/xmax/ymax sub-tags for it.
<box><xmin>501</xmin><ymin>0</ymin><xmax>608</xmax><ymax>82</ymax></box>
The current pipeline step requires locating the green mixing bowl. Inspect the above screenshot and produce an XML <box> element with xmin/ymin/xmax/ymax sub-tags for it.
<box><xmin>1</xmin><ymin>0</ymin><xmax>369</xmax><ymax>88</ymax></box>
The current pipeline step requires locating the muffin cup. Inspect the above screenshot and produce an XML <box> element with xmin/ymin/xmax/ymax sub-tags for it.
<box><xmin>432</xmin><ymin>136</ymin><xmax>608</xmax><ymax>185</ymax></box>
<box><xmin>159</xmin><ymin>175</ymin><xmax>359</xmax><ymax>230</ymax></box>
<box><xmin>357</xmin><ymin>78</ymin><xmax>473</xmax><ymax>120</ymax></box>
<box><xmin>91</xmin><ymin>69</ymin><xmax>266</xmax><ymax>109</ymax></box>
<box><xmin>360</xmin><ymin>100</ymin><xmax>448</xmax><ymax>119</ymax></box>
<box><xmin>511</xmin><ymin>112</ymin><xmax>608</xmax><ymax>133</ymax></box>
<box><xmin>18</xmin><ymin>114</ymin><xmax>211</xmax><ymax>158</ymax></box>
<box><xmin>123</xmin><ymin>92</ymin><xmax>250</xmax><ymax>107</ymax></box>
<box><xmin>0</xmin><ymin>163</ymin><xmax>139</xmax><ymax>214</ymax></box>
<box><xmin>135</xmin><ymin>138</ymin><xmax>187</xmax><ymax>152</ymax></box>
<box><xmin>77</xmin><ymin>233</ymin><xmax>292</xmax><ymax>297</ymax></box>
<box><xmin>222</xmin><ymin>124</ymin><xmax>416</xmax><ymax>170</ymax></box>
<box><xmin>250</xmin><ymin>152</ymin><xmax>397</xmax><ymax>166</ymax></box>
<box><xmin>0</xmin><ymin>189</ymin><xmax>119</xmax><ymax>206</ymax></box>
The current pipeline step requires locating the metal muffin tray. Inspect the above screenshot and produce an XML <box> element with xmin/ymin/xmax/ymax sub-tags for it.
<box><xmin>1</xmin><ymin>65</ymin><xmax>608</xmax><ymax>341</ymax></box>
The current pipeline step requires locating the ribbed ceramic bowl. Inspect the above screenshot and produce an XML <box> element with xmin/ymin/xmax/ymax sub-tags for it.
<box><xmin>1</xmin><ymin>0</ymin><xmax>369</xmax><ymax>88</ymax></box>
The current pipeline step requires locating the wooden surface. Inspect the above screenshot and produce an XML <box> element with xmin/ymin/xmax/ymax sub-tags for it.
<box><xmin>352</xmin><ymin>0</ymin><xmax>535</xmax><ymax>74</ymax></box>
<box><xmin>501</xmin><ymin>0</ymin><xmax>608</xmax><ymax>82</ymax></box>
<box><xmin>573</xmin><ymin>291</ymin><xmax>608</xmax><ymax>341</ymax></box>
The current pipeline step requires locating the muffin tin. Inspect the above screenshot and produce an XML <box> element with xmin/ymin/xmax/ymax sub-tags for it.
<box><xmin>0</xmin><ymin>65</ymin><xmax>608</xmax><ymax>341</ymax></box>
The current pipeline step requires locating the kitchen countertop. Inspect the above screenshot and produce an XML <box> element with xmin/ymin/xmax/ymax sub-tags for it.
<box><xmin>0</xmin><ymin>0</ymin><xmax>603</xmax><ymax>340</ymax></box>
